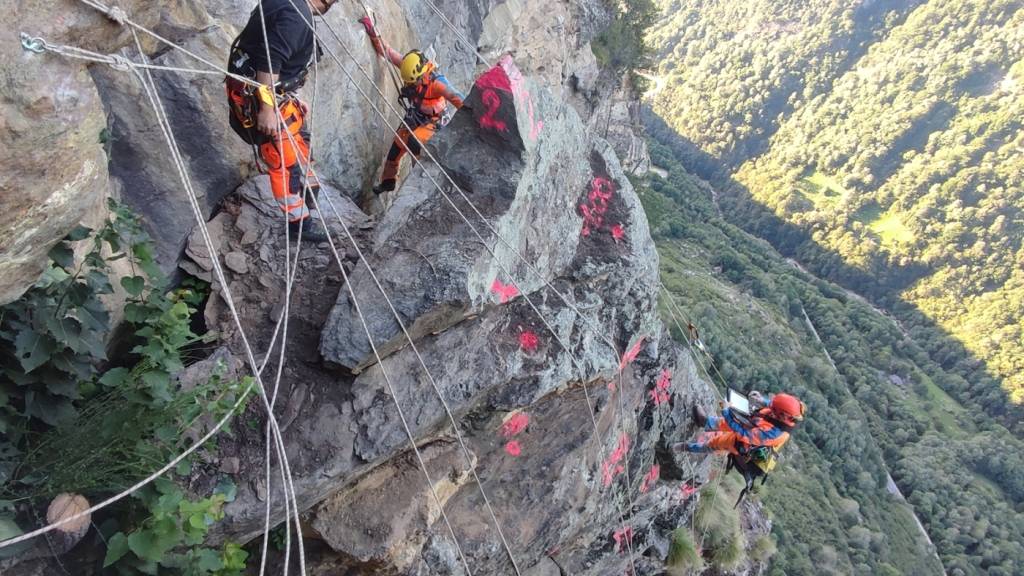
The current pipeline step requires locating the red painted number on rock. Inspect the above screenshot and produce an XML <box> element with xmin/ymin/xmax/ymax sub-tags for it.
<box><xmin>580</xmin><ymin>177</ymin><xmax>616</xmax><ymax>237</ymax></box>
<box><xmin>479</xmin><ymin>89</ymin><xmax>507</xmax><ymax>133</ymax></box>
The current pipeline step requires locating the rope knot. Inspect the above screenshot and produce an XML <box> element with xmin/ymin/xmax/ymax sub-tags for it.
<box><xmin>109</xmin><ymin>54</ymin><xmax>132</xmax><ymax>72</ymax></box>
<box><xmin>106</xmin><ymin>5</ymin><xmax>128</xmax><ymax>26</ymax></box>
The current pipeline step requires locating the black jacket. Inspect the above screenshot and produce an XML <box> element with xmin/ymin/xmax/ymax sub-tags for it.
<box><xmin>234</xmin><ymin>0</ymin><xmax>314</xmax><ymax>82</ymax></box>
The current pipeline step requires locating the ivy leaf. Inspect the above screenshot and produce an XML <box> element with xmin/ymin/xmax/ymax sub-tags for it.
<box><xmin>127</xmin><ymin>530</ymin><xmax>163</xmax><ymax>562</ymax></box>
<box><xmin>141</xmin><ymin>371</ymin><xmax>172</xmax><ymax>403</ymax></box>
<box><xmin>25</xmin><ymin>392</ymin><xmax>76</xmax><ymax>426</ymax></box>
<box><xmin>175</xmin><ymin>459</ymin><xmax>192</xmax><ymax>477</ymax></box>
<box><xmin>48</xmin><ymin>243</ymin><xmax>75</xmax><ymax>269</ymax></box>
<box><xmin>44</xmin><ymin>372</ymin><xmax>79</xmax><ymax>398</ymax></box>
<box><xmin>0</xmin><ymin>516</ymin><xmax>31</xmax><ymax>559</ymax></box>
<box><xmin>98</xmin><ymin>367</ymin><xmax>130</xmax><ymax>389</ymax></box>
<box><xmin>213</xmin><ymin>477</ymin><xmax>238</xmax><ymax>503</ymax></box>
<box><xmin>196</xmin><ymin>548</ymin><xmax>223</xmax><ymax>571</ymax></box>
<box><xmin>103</xmin><ymin>532</ymin><xmax>130</xmax><ymax>567</ymax></box>
<box><xmin>44</xmin><ymin>315</ymin><xmax>86</xmax><ymax>355</ymax></box>
<box><xmin>120</xmin><ymin>276</ymin><xmax>146</xmax><ymax>297</ymax></box>
<box><xmin>84</xmin><ymin>268</ymin><xmax>113</xmax><ymax>293</ymax></box>
<box><xmin>37</xmin><ymin>265</ymin><xmax>71</xmax><ymax>288</ymax></box>
<box><xmin>14</xmin><ymin>330</ymin><xmax>55</xmax><ymax>373</ymax></box>
<box><xmin>124</xmin><ymin>303</ymin><xmax>149</xmax><ymax>324</ymax></box>
<box><xmin>66</xmin><ymin>225</ymin><xmax>93</xmax><ymax>242</ymax></box>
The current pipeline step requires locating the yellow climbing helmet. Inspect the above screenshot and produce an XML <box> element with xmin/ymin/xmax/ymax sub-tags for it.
<box><xmin>399</xmin><ymin>50</ymin><xmax>429</xmax><ymax>85</ymax></box>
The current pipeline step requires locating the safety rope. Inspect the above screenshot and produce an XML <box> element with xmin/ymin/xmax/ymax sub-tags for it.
<box><xmin>270</xmin><ymin>108</ymin><xmax>476</xmax><ymax>575</ymax></box>
<box><xmin>420</xmin><ymin>0</ymin><xmax>493</xmax><ymax>68</ymax></box>
<box><xmin>657</xmin><ymin>284</ymin><xmax>728</xmax><ymax>555</ymax></box>
<box><xmin>18</xmin><ymin>33</ymin><xmax>241</xmax><ymax>79</ymax></box>
<box><xmin>252</xmin><ymin>0</ymin><xmax>307</xmax><ymax>571</ymax></box>
<box><xmin>1</xmin><ymin>8</ymin><xmax>308</xmax><ymax>568</ymax></box>
<box><xmin>125</xmin><ymin>37</ymin><xmax>308</xmax><ymax>576</ymax></box>
<box><xmin>298</xmin><ymin>11</ymin><xmax>642</xmax><ymax>573</ymax></box>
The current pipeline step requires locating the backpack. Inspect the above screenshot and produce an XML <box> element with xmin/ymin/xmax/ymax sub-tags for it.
<box><xmin>726</xmin><ymin>446</ymin><xmax>778</xmax><ymax>508</ymax></box>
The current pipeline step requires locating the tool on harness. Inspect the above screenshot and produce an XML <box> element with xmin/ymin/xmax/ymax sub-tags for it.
<box><xmin>726</xmin><ymin>446</ymin><xmax>776</xmax><ymax>508</ymax></box>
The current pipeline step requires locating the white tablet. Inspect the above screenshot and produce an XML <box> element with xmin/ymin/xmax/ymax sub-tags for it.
<box><xmin>727</xmin><ymin>389</ymin><xmax>750</xmax><ymax>415</ymax></box>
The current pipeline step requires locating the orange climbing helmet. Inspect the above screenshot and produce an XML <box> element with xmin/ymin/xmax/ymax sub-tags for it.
<box><xmin>769</xmin><ymin>393</ymin><xmax>806</xmax><ymax>424</ymax></box>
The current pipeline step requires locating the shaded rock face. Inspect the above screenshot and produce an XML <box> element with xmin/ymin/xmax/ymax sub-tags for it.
<box><xmin>188</xmin><ymin>56</ymin><xmax>733</xmax><ymax>575</ymax></box>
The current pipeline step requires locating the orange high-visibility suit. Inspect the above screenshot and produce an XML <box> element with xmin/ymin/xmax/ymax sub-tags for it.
<box><xmin>369</xmin><ymin>38</ymin><xmax>465</xmax><ymax>193</ymax></box>
<box><xmin>687</xmin><ymin>406</ymin><xmax>791</xmax><ymax>456</ymax></box>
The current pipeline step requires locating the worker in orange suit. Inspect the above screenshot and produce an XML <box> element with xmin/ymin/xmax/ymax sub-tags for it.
<box><xmin>225</xmin><ymin>0</ymin><xmax>339</xmax><ymax>242</ymax></box>
<box><xmin>358</xmin><ymin>17</ymin><xmax>465</xmax><ymax>195</ymax></box>
<box><xmin>678</xmin><ymin>392</ymin><xmax>806</xmax><ymax>456</ymax></box>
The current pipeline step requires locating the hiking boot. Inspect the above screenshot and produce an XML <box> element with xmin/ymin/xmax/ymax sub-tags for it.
<box><xmin>288</xmin><ymin>218</ymin><xmax>328</xmax><ymax>244</ymax></box>
<box><xmin>692</xmin><ymin>405</ymin><xmax>708</xmax><ymax>428</ymax></box>
<box><xmin>373</xmin><ymin>179</ymin><xmax>397</xmax><ymax>196</ymax></box>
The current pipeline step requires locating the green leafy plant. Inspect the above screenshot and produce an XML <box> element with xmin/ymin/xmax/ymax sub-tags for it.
<box><xmin>103</xmin><ymin>478</ymin><xmax>248</xmax><ymax>575</ymax></box>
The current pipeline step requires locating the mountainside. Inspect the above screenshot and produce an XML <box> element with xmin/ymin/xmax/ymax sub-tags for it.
<box><xmin>644</xmin><ymin>0</ymin><xmax>1024</xmax><ymax>573</ymax></box>
<box><xmin>647</xmin><ymin>0</ymin><xmax>1024</xmax><ymax>428</ymax></box>
<box><xmin>642</xmin><ymin>131</ymin><xmax>1024</xmax><ymax>575</ymax></box>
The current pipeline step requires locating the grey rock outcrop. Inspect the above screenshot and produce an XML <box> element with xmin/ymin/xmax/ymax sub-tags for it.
<box><xmin>187</xmin><ymin>55</ymin><xmax>727</xmax><ymax>574</ymax></box>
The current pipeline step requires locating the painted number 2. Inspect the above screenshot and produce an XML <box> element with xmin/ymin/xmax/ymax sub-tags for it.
<box><xmin>479</xmin><ymin>89</ymin><xmax>507</xmax><ymax>133</ymax></box>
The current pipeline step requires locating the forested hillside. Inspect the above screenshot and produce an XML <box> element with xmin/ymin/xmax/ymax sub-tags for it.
<box><xmin>646</xmin><ymin>0</ymin><xmax>1024</xmax><ymax>433</ymax></box>
<box><xmin>641</xmin><ymin>135</ymin><xmax>1024</xmax><ymax>575</ymax></box>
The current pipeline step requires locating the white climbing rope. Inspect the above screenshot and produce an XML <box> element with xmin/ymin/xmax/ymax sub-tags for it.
<box><xmin>658</xmin><ymin>284</ymin><xmax>729</xmax><ymax>553</ymax></box>
<box><xmin>125</xmin><ymin>33</ymin><xmax>308</xmax><ymax>576</ymax></box>
<box><xmin>420</xmin><ymin>0</ymin><xmax>493</xmax><ymax>67</ymax></box>
<box><xmin>270</xmin><ymin>108</ymin><xmax>477</xmax><ymax>576</ymax></box>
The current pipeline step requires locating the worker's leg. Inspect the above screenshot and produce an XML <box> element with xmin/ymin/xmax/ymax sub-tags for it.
<box><xmin>682</xmin><ymin>431</ymin><xmax>739</xmax><ymax>456</ymax></box>
<box><xmin>379</xmin><ymin>125</ymin><xmax>412</xmax><ymax>193</ymax></box>
<box><xmin>406</xmin><ymin>122</ymin><xmax>437</xmax><ymax>163</ymax></box>
<box><xmin>259</xmin><ymin>101</ymin><xmax>310</xmax><ymax>223</ymax></box>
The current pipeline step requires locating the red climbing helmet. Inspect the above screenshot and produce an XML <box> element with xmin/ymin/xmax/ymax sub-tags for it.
<box><xmin>770</xmin><ymin>393</ymin><xmax>806</xmax><ymax>423</ymax></box>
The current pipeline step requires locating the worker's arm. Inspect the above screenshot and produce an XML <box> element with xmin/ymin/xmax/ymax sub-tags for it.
<box><xmin>359</xmin><ymin>17</ymin><xmax>403</xmax><ymax>66</ymax></box>
<box><xmin>255</xmin><ymin>70</ymin><xmax>281</xmax><ymax>136</ymax></box>
<box><xmin>432</xmin><ymin>74</ymin><xmax>465</xmax><ymax>109</ymax></box>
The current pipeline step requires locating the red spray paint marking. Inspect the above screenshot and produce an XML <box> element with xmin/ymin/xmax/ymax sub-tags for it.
<box><xmin>601</xmin><ymin>432</ymin><xmax>630</xmax><ymax>487</ymax></box>
<box><xmin>680</xmin><ymin>483</ymin><xmax>697</xmax><ymax>498</ymax></box>
<box><xmin>501</xmin><ymin>412</ymin><xmax>530</xmax><ymax>438</ymax></box>
<box><xmin>650</xmin><ymin>369</ymin><xmax>672</xmax><ymax>406</ymax></box>
<box><xmin>491</xmin><ymin>279</ymin><xmax>519</xmax><ymax>303</ymax></box>
<box><xmin>618</xmin><ymin>336</ymin><xmax>646</xmax><ymax>371</ymax></box>
<box><xmin>611</xmin><ymin>223</ymin><xmax>625</xmax><ymax>243</ymax></box>
<box><xmin>640</xmin><ymin>464</ymin><xmax>660</xmax><ymax>494</ymax></box>
<box><xmin>580</xmin><ymin>177</ymin><xmax>615</xmax><ymax>237</ymax></box>
<box><xmin>504</xmin><ymin>440</ymin><xmax>522</xmax><ymax>456</ymax></box>
<box><xmin>479</xmin><ymin>89</ymin><xmax>508</xmax><ymax>133</ymax></box>
<box><xmin>612</xmin><ymin>525</ymin><xmax>633</xmax><ymax>554</ymax></box>
<box><xmin>474</xmin><ymin>58</ymin><xmax>514</xmax><ymax>93</ymax></box>
<box><xmin>474</xmin><ymin>55</ymin><xmax>543</xmax><ymax>139</ymax></box>
<box><xmin>519</xmin><ymin>329</ymin><xmax>539</xmax><ymax>353</ymax></box>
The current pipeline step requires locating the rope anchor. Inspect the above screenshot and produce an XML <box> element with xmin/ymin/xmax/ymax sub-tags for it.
<box><xmin>20</xmin><ymin>32</ymin><xmax>45</xmax><ymax>54</ymax></box>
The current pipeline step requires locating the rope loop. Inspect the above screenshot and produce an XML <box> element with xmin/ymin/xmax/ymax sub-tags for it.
<box><xmin>106</xmin><ymin>5</ymin><xmax>128</xmax><ymax>26</ymax></box>
<box><xmin>19</xmin><ymin>32</ymin><xmax>46</xmax><ymax>54</ymax></box>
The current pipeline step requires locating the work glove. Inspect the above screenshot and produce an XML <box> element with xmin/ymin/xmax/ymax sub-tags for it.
<box><xmin>358</xmin><ymin>17</ymin><xmax>377</xmax><ymax>38</ymax></box>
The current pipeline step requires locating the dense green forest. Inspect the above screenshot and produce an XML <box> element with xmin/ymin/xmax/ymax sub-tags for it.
<box><xmin>641</xmin><ymin>136</ymin><xmax>1024</xmax><ymax>575</ymax></box>
<box><xmin>645</xmin><ymin>0</ymin><xmax>1024</xmax><ymax>435</ymax></box>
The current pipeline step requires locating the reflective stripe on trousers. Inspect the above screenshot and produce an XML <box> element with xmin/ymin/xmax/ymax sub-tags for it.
<box><xmin>259</xmin><ymin>99</ymin><xmax>313</xmax><ymax>223</ymax></box>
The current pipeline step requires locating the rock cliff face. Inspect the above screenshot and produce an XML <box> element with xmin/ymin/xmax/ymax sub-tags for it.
<box><xmin>7</xmin><ymin>0</ymin><xmax>770</xmax><ymax>573</ymax></box>
<box><xmin>187</xmin><ymin>54</ymin><xmax>724</xmax><ymax>574</ymax></box>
